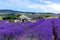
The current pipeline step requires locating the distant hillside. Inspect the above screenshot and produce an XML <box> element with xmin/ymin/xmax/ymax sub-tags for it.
<box><xmin>0</xmin><ymin>10</ymin><xmax>23</xmax><ymax>14</ymax></box>
<box><xmin>0</xmin><ymin>9</ymin><xmax>59</xmax><ymax>15</ymax></box>
<box><xmin>0</xmin><ymin>9</ymin><xmax>36</xmax><ymax>14</ymax></box>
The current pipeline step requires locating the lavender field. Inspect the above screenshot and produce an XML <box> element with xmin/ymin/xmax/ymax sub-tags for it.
<box><xmin>0</xmin><ymin>0</ymin><xmax>60</xmax><ymax>40</ymax></box>
<box><xmin>0</xmin><ymin>18</ymin><xmax>60</xmax><ymax>40</ymax></box>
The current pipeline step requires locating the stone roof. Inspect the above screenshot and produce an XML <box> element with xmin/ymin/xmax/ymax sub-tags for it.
<box><xmin>19</xmin><ymin>15</ymin><xmax>32</xmax><ymax>20</ymax></box>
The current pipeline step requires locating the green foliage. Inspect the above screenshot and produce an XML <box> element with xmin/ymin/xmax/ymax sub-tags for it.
<box><xmin>58</xmin><ymin>16</ymin><xmax>60</xmax><ymax>18</ymax></box>
<box><xmin>45</xmin><ymin>15</ymin><xmax>50</xmax><ymax>18</ymax></box>
<box><xmin>3</xmin><ymin>16</ymin><xmax>16</xmax><ymax>20</ymax></box>
<box><xmin>2</xmin><ymin>14</ymin><xmax>21</xmax><ymax>20</ymax></box>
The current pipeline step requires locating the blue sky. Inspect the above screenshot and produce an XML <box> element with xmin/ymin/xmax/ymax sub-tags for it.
<box><xmin>0</xmin><ymin>0</ymin><xmax>60</xmax><ymax>13</ymax></box>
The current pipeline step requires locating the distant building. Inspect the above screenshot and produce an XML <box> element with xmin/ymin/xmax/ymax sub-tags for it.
<box><xmin>19</xmin><ymin>15</ymin><xmax>32</xmax><ymax>22</ymax></box>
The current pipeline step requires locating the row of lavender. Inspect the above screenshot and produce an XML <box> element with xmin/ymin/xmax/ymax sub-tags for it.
<box><xmin>24</xmin><ymin>19</ymin><xmax>53</xmax><ymax>40</ymax></box>
<box><xmin>0</xmin><ymin>19</ymin><xmax>45</xmax><ymax>40</ymax></box>
<box><xmin>14</xmin><ymin>18</ymin><xmax>60</xmax><ymax>40</ymax></box>
<box><xmin>17</xmin><ymin>18</ymin><xmax>60</xmax><ymax>40</ymax></box>
<box><xmin>53</xmin><ymin>18</ymin><xmax>60</xmax><ymax>40</ymax></box>
<box><xmin>0</xmin><ymin>18</ymin><xmax>60</xmax><ymax>40</ymax></box>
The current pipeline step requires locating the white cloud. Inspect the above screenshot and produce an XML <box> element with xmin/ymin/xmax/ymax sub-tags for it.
<box><xmin>0</xmin><ymin>0</ymin><xmax>60</xmax><ymax>13</ymax></box>
<box><xmin>26</xmin><ymin>0</ymin><xmax>60</xmax><ymax>13</ymax></box>
<box><xmin>43</xmin><ymin>1</ymin><xmax>53</xmax><ymax>4</ymax></box>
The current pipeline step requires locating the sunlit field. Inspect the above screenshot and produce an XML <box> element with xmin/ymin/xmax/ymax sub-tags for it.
<box><xmin>0</xmin><ymin>0</ymin><xmax>60</xmax><ymax>40</ymax></box>
<box><xmin>0</xmin><ymin>17</ymin><xmax>59</xmax><ymax>40</ymax></box>
<box><xmin>0</xmin><ymin>12</ymin><xmax>59</xmax><ymax>40</ymax></box>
